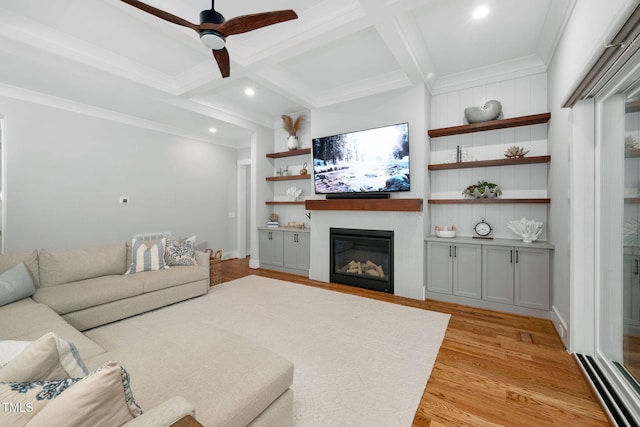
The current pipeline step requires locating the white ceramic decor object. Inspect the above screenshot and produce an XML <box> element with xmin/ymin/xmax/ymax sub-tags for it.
<box><xmin>464</xmin><ymin>100</ymin><xmax>502</xmax><ymax>123</ymax></box>
<box><xmin>507</xmin><ymin>217</ymin><xmax>543</xmax><ymax>243</ymax></box>
<box><xmin>287</xmin><ymin>186</ymin><xmax>302</xmax><ymax>201</ymax></box>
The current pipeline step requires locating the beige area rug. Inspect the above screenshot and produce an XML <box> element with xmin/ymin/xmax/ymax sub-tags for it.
<box><xmin>101</xmin><ymin>276</ymin><xmax>450</xmax><ymax>426</ymax></box>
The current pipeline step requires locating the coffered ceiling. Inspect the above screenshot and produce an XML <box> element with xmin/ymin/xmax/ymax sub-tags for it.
<box><xmin>0</xmin><ymin>0</ymin><xmax>574</xmax><ymax>147</ymax></box>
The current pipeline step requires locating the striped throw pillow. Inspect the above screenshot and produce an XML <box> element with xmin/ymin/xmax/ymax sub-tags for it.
<box><xmin>126</xmin><ymin>238</ymin><xmax>168</xmax><ymax>274</ymax></box>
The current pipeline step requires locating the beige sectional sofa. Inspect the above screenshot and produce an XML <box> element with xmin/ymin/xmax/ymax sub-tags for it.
<box><xmin>0</xmin><ymin>242</ymin><xmax>294</xmax><ymax>426</ymax></box>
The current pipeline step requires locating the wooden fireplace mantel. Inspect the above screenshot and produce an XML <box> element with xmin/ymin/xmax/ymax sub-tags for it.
<box><xmin>305</xmin><ymin>198</ymin><xmax>423</xmax><ymax>212</ymax></box>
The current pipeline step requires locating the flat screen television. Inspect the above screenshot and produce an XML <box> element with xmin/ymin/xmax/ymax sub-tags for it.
<box><xmin>312</xmin><ymin>122</ymin><xmax>410</xmax><ymax>195</ymax></box>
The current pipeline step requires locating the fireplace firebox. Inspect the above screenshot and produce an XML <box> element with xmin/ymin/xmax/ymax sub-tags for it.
<box><xmin>330</xmin><ymin>228</ymin><xmax>393</xmax><ymax>294</ymax></box>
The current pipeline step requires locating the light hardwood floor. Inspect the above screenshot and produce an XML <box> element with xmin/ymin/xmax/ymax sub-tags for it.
<box><xmin>220</xmin><ymin>257</ymin><xmax>611</xmax><ymax>426</ymax></box>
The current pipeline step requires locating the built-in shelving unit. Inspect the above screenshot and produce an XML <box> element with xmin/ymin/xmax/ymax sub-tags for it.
<box><xmin>427</xmin><ymin>113</ymin><xmax>551</xmax><ymax>138</ymax></box>
<box><xmin>427</xmin><ymin>112</ymin><xmax>552</xmax><ymax>236</ymax></box>
<box><xmin>265</xmin><ymin>149</ymin><xmax>311</xmax><ymax>206</ymax></box>
<box><xmin>428</xmin><ymin>155</ymin><xmax>551</xmax><ymax>171</ymax></box>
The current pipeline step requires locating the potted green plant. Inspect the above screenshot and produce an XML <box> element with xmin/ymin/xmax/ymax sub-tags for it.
<box><xmin>463</xmin><ymin>180</ymin><xmax>502</xmax><ymax>199</ymax></box>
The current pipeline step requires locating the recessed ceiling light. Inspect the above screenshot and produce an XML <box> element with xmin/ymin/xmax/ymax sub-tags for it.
<box><xmin>245</xmin><ymin>87</ymin><xmax>255</xmax><ymax>96</ymax></box>
<box><xmin>473</xmin><ymin>6</ymin><xmax>489</xmax><ymax>20</ymax></box>
<box><xmin>209</xmin><ymin>127</ymin><xmax>217</xmax><ymax>133</ymax></box>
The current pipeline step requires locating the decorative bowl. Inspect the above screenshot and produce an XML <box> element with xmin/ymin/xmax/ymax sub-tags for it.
<box><xmin>435</xmin><ymin>226</ymin><xmax>457</xmax><ymax>238</ymax></box>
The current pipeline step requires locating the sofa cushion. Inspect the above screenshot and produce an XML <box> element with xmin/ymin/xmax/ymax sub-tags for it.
<box><xmin>0</xmin><ymin>262</ymin><xmax>36</xmax><ymax>307</ymax></box>
<box><xmin>133</xmin><ymin>266</ymin><xmax>208</xmax><ymax>293</ymax></box>
<box><xmin>0</xmin><ymin>332</ymin><xmax>89</xmax><ymax>382</ymax></box>
<box><xmin>0</xmin><ymin>250</ymin><xmax>40</xmax><ymax>288</ymax></box>
<box><xmin>27</xmin><ymin>361</ymin><xmax>143</xmax><ymax>427</ymax></box>
<box><xmin>84</xmin><ymin>319</ymin><xmax>293</xmax><ymax>427</ymax></box>
<box><xmin>39</xmin><ymin>243</ymin><xmax>127</xmax><ymax>287</ymax></box>
<box><xmin>33</xmin><ymin>275</ymin><xmax>143</xmax><ymax>315</ymax></box>
<box><xmin>0</xmin><ymin>303</ymin><xmax>106</xmax><ymax>360</ymax></box>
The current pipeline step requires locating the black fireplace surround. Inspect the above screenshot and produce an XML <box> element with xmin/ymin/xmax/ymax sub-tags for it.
<box><xmin>330</xmin><ymin>228</ymin><xmax>394</xmax><ymax>294</ymax></box>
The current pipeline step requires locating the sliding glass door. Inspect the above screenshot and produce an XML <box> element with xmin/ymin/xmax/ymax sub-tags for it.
<box><xmin>595</xmin><ymin>54</ymin><xmax>640</xmax><ymax>420</ymax></box>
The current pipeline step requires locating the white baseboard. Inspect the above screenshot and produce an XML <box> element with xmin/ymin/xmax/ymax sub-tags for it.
<box><xmin>551</xmin><ymin>305</ymin><xmax>569</xmax><ymax>351</ymax></box>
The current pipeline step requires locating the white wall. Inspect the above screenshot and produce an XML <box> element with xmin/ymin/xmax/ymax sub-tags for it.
<box><xmin>307</xmin><ymin>83</ymin><xmax>428</xmax><ymax>300</ymax></box>
<box><xmin>547</xmin><ymin>0</ymin><xmax>639</xmax><ymax>350</ymax></box>
<box><xmin>0</xmin><ymin>96</ymin><xmax>238</xmax><ymax>253</ymax></box>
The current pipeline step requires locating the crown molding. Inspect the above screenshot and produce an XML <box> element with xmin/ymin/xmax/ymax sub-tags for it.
<box><xmin>430</xmin><ymin>55</ymin><xmax>547</xmax><ymax>95</ymax></box>
<box><xmin>0</xmin><ymin>83</ymin><xmax>240</xmax><ymax>148</ymax></box>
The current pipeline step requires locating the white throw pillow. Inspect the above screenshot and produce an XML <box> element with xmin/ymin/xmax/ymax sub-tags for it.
<box><xmin>126</xmin><ymin>238</ymin><xmax>168</xmax><ymax>274</ymax></box>
<box><xmin>26</xmin><ymin>361</ymin><xmax>143</xmax><ymax>427</ymax></box>
<box><xmin>0</xmin><ymin>339</ymin><xmax>31</xmax><ymax>368</ymax></box>
<box><xmin>0</xmin><ymin>376</ymin><xmax>80</xmax><ymax>425</ymax></box>
<box><xmin>0</xmin><ymin>333</ymin><xmax>88</xmax><ymax>382</ymax></box>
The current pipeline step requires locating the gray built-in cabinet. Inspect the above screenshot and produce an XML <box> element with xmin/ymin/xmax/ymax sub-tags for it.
<box><xmin>426</xmin><ymin>241</ymin><xmax>482</xmax><ymax>299</ymax></box>
<box><xmin>259</xmin><ymin>228</ymin><xmax>310</xmax><ymax>276</ymax></box>
<box><xmin>426</xmin><ymin>237</ymin><xmax>553</xmax><ymax>316</ymax></box>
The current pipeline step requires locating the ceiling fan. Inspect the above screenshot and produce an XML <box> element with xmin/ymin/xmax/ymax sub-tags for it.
<box><xmin>120</xmin><ymin>0</ymin><xmax>298</xmax><ymax>78</ymax></box>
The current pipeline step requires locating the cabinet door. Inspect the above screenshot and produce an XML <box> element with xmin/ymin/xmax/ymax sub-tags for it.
<box><xmin>295</xmin><ymin>232</ymin><xmax>311</xmax><ymax>271</ymax></box>
<box><xmin>283</xmin><ymin>231</ymin><xmax>310</xmax><ymax>270</ymax></box>
<box><xmin>482</xmin><ymin>245</ymin><xmax>514</xmax><ymax>304</ymax></box>
<box><xmin>514</xmin><ymin>247</ymin><xmax>549</xmax><ymax>310</ymax></box>
<box><xmin>427</xmin><ymin>242</ymin><xmax>453</xmax><ymax>294</ymax></box>
<box><xmin>259</xmin><ymin>230</ymin><xmax>284</xmax><ymax>266</ymax></box>
<box><xmin>453</xmin><ymin>244</ymin><xmax>482</xmax><ymax>299</ymax></box>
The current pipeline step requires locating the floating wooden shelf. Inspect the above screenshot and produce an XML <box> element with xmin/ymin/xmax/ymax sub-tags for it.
<box><xmin>626</xmin><ymin>148</ymin><xmax>640</xmax><ymax>158</ymax></box>
<box><xmin>265</xmin><ymin>201</ymin><xmax>306</xmax><ymax>205</ymax></box>
<box><xmin>305</xmin><ymin>198</ymin><xmax>423</xmax><ymax>212</ymax></box>
<box><xmin>266</xmin><ymin>148</ymin><xmax>311</xmax><ymax>159</ymax></box>
<box><xmin>625</xmin><ymin>198</ymin><xmax>640</xmax><ymax>204</ymax></box>
<box><xmin>428</xmin><ymin>155</ymin><xmax>551</xmax><ymax>171</ymax></box>
<box><xmin>428</xmin><ymin>113</ymin><xmax>551</xmax><ymax>138</ymax></box>
<box><xmin>266</xmin><ymin>174</ymin><xmax>311</xmax><ymax>181</ymax></box>
<box><xmin>626</xmin><ymin>100</ymin><xmax>640</xmax><ymax>113</ymax></box>
<box><xmin>428</xmin><ymin>198</ymin><xmax>550</xmax><ymax>205</ymax></box>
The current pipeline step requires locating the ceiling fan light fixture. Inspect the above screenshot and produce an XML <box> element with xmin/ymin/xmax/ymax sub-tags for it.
<box><xmin>200</xmin><ymin>30</ymin><xmax>226</xmax><ymax>50</ymax></box>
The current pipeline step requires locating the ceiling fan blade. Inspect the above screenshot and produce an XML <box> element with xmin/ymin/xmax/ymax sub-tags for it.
<box><xmin>120</xmin><ymin>0</ymin><xmax>199</xmax><ymax>32</ymax></box>
<box><xmin>215</xmin><ymin>10</ymin><xmax>298</xmax><ymax>36</ymax></box>
<box><xmin>212</xmin><ymin>47</ymin><xmax>231</xmax><ymax>78</ymax></box>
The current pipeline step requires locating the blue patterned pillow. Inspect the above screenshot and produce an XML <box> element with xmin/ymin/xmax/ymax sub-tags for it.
<box><xmin>127</xmin><ymin>238</ymin><xmax>167</xmax><ymax>274</ymax></box>
<box><xmin>0</xmin><ymin>377</ymin><xmax>80</xmax><ymax>424</ymax></box>
<box><xmin>165</xmin><ymin>236</ymin><xmax>197</xmax><ymax>266</ymax></box>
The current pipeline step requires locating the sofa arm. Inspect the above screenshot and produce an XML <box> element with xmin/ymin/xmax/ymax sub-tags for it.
<box><xmin>195</xmin><ymin>250</ymin><xmax>209</xmax><ymax>270</ymax></box>
<box><xmin>122</xmin><ymin>396</ymin><xmax>195</xmax><ymax>427</ymax></box>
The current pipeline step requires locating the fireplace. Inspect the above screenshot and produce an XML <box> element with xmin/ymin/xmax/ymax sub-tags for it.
<box><xmin>330</xmin><ymin>228</ymin><xmax>393</xmax><ymax>293</ymax></box>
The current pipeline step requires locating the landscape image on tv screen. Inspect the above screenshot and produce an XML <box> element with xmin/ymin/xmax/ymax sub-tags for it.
<box><xmin>312</xmin><ymin>122</ymin><xmax>410</xmax><ymax>194</ymax></box>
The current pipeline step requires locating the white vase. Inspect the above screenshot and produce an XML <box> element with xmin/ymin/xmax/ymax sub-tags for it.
<box><xmin>287</xmin><ymin>135</ymin><xmax>299</xmax><ymax>150</ymax></box>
